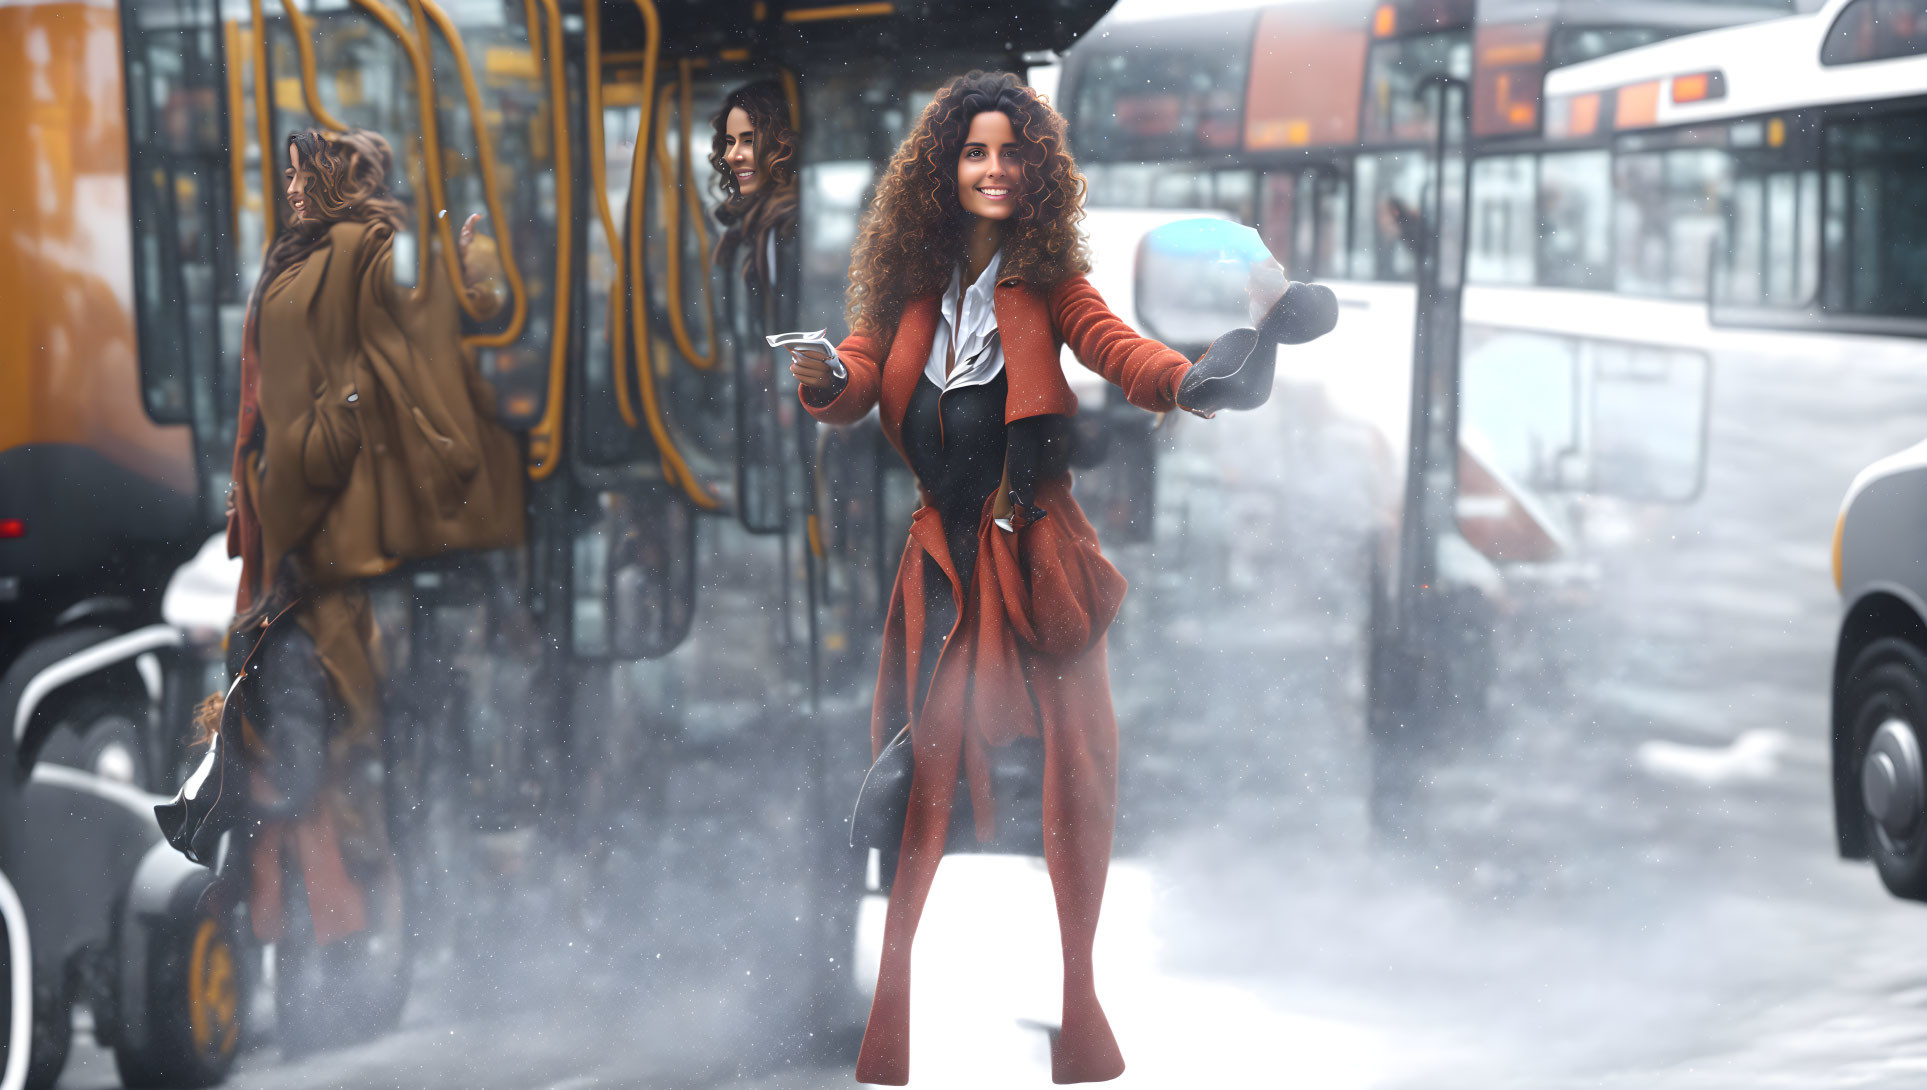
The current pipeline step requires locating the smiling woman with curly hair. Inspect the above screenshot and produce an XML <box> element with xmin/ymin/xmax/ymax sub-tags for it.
<box><xmin>843</xmin><ymin>71</ymin><xmax>1090</xmax><ymax>339</ymax></box>
<box><xmin>780</xmin><ymin>68</ymin><xmax>1346</xmax><ymax>1086</ymax></box>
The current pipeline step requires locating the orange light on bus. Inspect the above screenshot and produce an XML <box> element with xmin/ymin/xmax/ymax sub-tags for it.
<box><xmin>1833</xmin><ymin>509</ymin><xmax>1846</xmax><ymax>591</ymax></box>
<box><xmin>1373</xmin><ymin>4</ymin><xmax>1396</xmax><ymax>37</ymax></box>
<box><xmin>1551</xmin><ymin>92</ymin><xmax>1600</xmax><ymax>138</ymax></box>
<box><xmin>1670</xmin><ymin>70</ymin><xmax>1725</xmax><ymax>104</ymax></box>
<box><xmin>0</xmin><ymin>519</ymin><xmax>23</xmax><ymax>540</ymax></box>
<box><xmin>1615</xmin><ymin>81</ymin><xmax>1660</xmax><ymax>129</ymax></box>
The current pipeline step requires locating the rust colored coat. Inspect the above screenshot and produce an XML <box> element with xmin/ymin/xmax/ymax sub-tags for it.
<box><xmin>227</xmin><ymin>221</ymin><xmax>523</xmax><ymax>943</ymax></box>
<box><xmin>802</xmin><ymin>273</ymin><xmax>1191</xmax><ymax>1084</ymax></box>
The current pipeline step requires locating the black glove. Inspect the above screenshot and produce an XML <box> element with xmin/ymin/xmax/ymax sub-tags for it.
<box><xmin>1177</xmin><ymin>327</ymin><xmax>1265</xmax><ymax>418</ymax></box>
<box><xmin>1258</xmin><ymin>281</ymin><xmax>1339</xmax><ymax>345</ymax></box>
<box><xmin>1177</xmin><ymin>281</ymin><xmax>1339</xmax><ymax>417</ymax></box>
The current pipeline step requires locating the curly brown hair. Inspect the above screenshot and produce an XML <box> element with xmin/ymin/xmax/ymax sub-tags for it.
<box><xmin>255</xmin><ymin>129</ymin><xmax>408</xmax><ymax>301</ymax></box>
<box><xmin>846</xmin><ymin>70</ymin><xmax>1090</xmax><ymax>340</ymax></box>
<box><xmin>709</xmin><ymin>80</ymin><xmax>799</xmax><ymax>290</ymax></box>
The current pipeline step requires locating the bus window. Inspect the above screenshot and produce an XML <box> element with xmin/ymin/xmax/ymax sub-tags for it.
<box><xmin>1546</xmin><ymin>27</ymin><xmax>1671</xmax><ymax>68</ymax></box>
<box><xmin>1823</xmin><ymin>109</ymin><xmax>1927</xmax><ymax>317</ymax></box>
<box><xmin>123</xmin><ymin>0</ymin><xmax>233</xmax><ymax>501</ymax></box>
<box><xmin>1614</xmin><ymin>148</ymin><xmax>1729</xmax><ymax>299</ymax></box>
<box><xmin>1463</xmin><ymin>326</ymin><xmax>1710</xmax><ymax>506</ymax></box>
<box><xmin>1313</xmin><ymin>169</ymin><xmax>1350</xmax><ymax>280</ymax></box>
<box><xmin>1468</xmin><ymin>154</ymin><xmax>1534</xmax><ymax>285</ymax></box>
<box><xmin>1537</xmin><ymin>150</ymin><xmax>1612</xmax><ymax>290</ymax></box>
<box><xmin>1082</xmin><ymin>164</ymin><xmax>1256</xmax><ymax>222</ymax></box>
<box><xmin>1823</xmin><ymin>0</ymin><xmax>1927</xmax><ymax>65</ymax></box>
<box><xmin>1362</xmin><ymin>32</ymin><xmax>1472</xmax><ymax>145</ymax></box>
<box><xmin>1069</xmin><ymin>22</ymin><xmax>1251</xmax><ymax>163</ymax></box>
<box><xmin>1461</xmin><ymin>327</ymin><xmax>1581</xmax><ymax>497</ymax></box>
<box><xmin>1351</xmin><ymin>153</ymin><xmax>1426</xmax><ymax>282</ymax></box>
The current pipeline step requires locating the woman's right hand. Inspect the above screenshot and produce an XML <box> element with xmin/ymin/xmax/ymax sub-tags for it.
<box><xmin>788</xmin><ymin>347</ymin><xmax>838</xmax><ymax>389</ymax></box>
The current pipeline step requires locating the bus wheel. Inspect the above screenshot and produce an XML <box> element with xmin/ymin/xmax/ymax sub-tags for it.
<box><xmin>24</xmin><ymin>972</ymin><xmax>71</xmax><ymax>1090</ymax></box>
<box><xmin>1846</xmin><ymin>637</ymin><xmax>1927</xmax><ymax>901</ymax></box>
<box><xmin>75</xmin><ymin>710</ymin><xmax>148</xmax><ymax>788</ymax></box>
<box><xmin>114</xmin><ymin>888</ymin><xmax>245</xmax><ymax>1088</ymax></box>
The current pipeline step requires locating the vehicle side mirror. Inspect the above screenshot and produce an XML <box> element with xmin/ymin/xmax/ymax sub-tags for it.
<box><xmin>571</xmin><ymin>487</ymin><xmax>697</xmax><ymax>659</ymax></box>
<box><xmin>1134</xmin><ymin>218</ymin><xmax>1287</xmax><ymax>357</ymax></box>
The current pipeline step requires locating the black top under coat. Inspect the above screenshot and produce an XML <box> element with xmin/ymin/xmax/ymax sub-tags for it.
<box><xmin>900</xmin><ymin>371</ymin><xmax>1071</xmax><ymax>590</ymax></box>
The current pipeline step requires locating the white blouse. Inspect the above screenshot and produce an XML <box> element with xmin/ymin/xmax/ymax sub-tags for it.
<box><xmin>923</xmin><ymin>249</ymin><xmax>1005</xmax><ymax>391</ymax></box>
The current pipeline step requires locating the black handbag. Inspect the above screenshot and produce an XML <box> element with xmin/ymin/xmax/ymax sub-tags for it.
<box><xmin>154</xmin><ymin>599</ymin><xmax>300</xmax><ymax>866</ymax></box>
<box><xmin>849</xmin><ymin>724</ymin><xmax>913</xmax><ymax>850</ymax></box>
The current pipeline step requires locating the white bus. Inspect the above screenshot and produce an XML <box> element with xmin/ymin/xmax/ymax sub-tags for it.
<box><xmin>1057</xmin><ymin>0</ymin><xmax>1799</xmax><ymax>819</ymax></box>
<box><xmin>1544</xmin><ymin>0</ymin><xmax>1927</xmax><ymax>902</ymax></box>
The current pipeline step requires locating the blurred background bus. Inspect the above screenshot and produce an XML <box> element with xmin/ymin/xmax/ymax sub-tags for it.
<box><xmin>1047</xmin><ymin>0</ymin><xmax>1833</xmax><ymax>820</ymax></box>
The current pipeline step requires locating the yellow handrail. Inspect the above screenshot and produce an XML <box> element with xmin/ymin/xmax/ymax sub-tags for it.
<box><xmin>249</xmin><ymin>0</ymin><xmax>275</xmax><ymax>250</ymax></box>
<box><xmin>626</xmin><ymin>2</ymin><xmax>720</xmax><ymax>507</ymax></box>
<box><xmin>526</xmin><ymin>0</ymin><xmax>573</xmax><ymax>479</ymax></box>
<box><xmin>343</xmin><ymin>0</ymin><xmax>432</xmax><ymax>285</ymax></box>
<box><xmin>392</xmin><ymin>0</ymin><xmax>491</xmax><ymax>325</ymax></box>
<box><xmin>652</xmin><ymin>62</ymin><xmax>719</xmax><ymax>371</ymax></box>
<box><xmin>414</xmin><ymin>0</ymin><xmax>531</xmax><ymax>348</ymax></box>
<box><xmin>223</xmin><ymin>19</ymin><xmax>249</xmax><ymax>248</ymax></box>
<box><xmin>586</xmin><ymin>5</ymin><xmax>637</xmax><ymax>428</ymax></box>
<box><xmin>278</xmin><ymin>0</ymin><xmax>349</xmax><ymax>132</ymax></box>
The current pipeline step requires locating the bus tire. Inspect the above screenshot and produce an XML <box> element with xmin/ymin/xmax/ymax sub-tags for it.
<box><xmin>1845</xmin><ymin>637</ymin><xmax>1927</xmax><ymax>901</ymax></box>
<box><xmin>24</xmin><ymin>973</ymin><xmax>70</xmax><ymax>1090</ymax></box>
<box><xmin>113</xmin><ymin>885</ymin><xmax>244</xmax><ymax>1089</ymax></box>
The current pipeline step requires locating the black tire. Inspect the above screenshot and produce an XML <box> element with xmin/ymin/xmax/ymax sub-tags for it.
<box><xmin>34</xmin><ymin>696</ymin><xmax>153</xmax><ymax>790</ymax></box>
<box><xmin>76</xmin><ymin>711</ymin><xmax>150</xmax><ymax>788</ymax></box>
<box><xmin>24</xmin><ymin>973</ymin><xmax>70</xmax><ymax>1090</ymax></box>
<box><xmin>113</xmin><ymin>882</ymin><xmax>246</xmax><ymax>1089</ymax></box>
<box><xmin>274</xmin><ymin>864</ymin><xmax>409</xmax><ymax>1057</ymax></box>
<box><xmin>1844</xmin><ymin>637</ymin><xmax>1927</xmax><ymax>901</ymax></box>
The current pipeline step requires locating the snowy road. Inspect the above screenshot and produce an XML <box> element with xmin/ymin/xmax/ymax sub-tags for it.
<box><xmin>56</xmin><ymin>341</ymin><xmax>1927</xmax><ymax>1088</ymax></box>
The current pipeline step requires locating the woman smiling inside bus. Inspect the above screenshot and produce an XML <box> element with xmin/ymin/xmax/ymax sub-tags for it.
<box><xmin>787</xmin><ymin>69</ymin><xmax>1331</xmax><ymax>1085</ymax></box>
<box><xmin>710</xmin><ymin>80</ymin><xmax>800</xmax><ymax>528</ymax></box>
<box><xmin>710</xmin><ymin>79</ymin><xmax>796</xmax><ymax>295</ymax></box>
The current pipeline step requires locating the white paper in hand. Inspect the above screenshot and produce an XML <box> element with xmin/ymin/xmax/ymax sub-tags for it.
<box><xmin>766</xmin><ymin>329</ymin><xmax>847</xmax><ymax>379</ymax></box>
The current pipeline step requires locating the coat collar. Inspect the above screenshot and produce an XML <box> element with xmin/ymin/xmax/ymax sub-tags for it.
<box><xmin>875</xmin><ymin>277</ymin><xmax>1077</xmax><ymax>451</ymax></box>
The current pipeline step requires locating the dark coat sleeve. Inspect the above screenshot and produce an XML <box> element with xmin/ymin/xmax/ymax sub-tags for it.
<box><xmin>1048</xmin><ymin>275</ymin><xmax>1192</xmax><ymax>412</ymax></box>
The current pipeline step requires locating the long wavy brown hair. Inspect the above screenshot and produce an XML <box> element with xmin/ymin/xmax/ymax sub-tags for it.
<box><xmin>254</xmin><ymin>129</ymin><xmax>408</xmax><ymax>302</ymax></box>
<box><xmin>709</xmin><ymin>80</ymin><xmax>798</xmax><ymax>290</ymax></box>
<box><xmin>846</xmin><ymin>71</ymin><xmax>1090</xmax><ymax>340</ymax></box>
